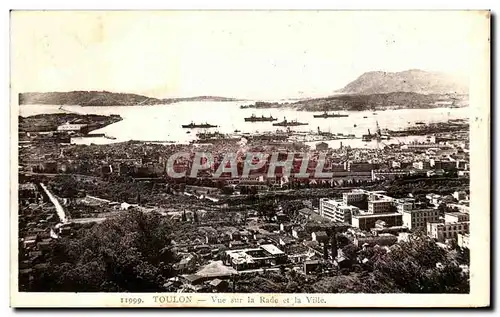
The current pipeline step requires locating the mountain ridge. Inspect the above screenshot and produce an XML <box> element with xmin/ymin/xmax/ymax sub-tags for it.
<box><xmin>291</xmin><ymin>91</ymin><xmax>468</xmax><ymax>112</ymax></box>
<box><xmin>18</xmin><ymin>91</ymin><xmax>242</xmax><ymax>106</ymax></box>
<box><xmin>337</xmin><ymin>69</ymin><xmax>468</xmax><ymax>95</ymax></box>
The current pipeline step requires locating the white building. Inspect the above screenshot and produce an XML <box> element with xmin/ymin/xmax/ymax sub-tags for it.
<box><xmin>426</xmin><ymin>193</ymin><xmax>442</xmax><ymax>206</ymax></box>
<box><xmin>457</xmin><ymin>233</ymin><xmax>470</xmax><ymax>249</ymax></box>
<box><xmin>368</xmin><ymin>199</ymin><xmax>392</xmax><ymax>214</ymax></box>
<box><xmin>444</xmin><ymin>212</ymin><xmax>470</xmax><ymax>223</ymax></box>
<box><xmin>453</xmin><ymin>191</ymin><xmax>468</xmax><ymax>201</ymax></box>
<box><xmin>402</xmin><ymin>208</ymin><xmax>440</xmax><ymax>231</ymax></box>
<box><xmin>335</xmin><ymin>205</ymin><xmax>359</xmax><ymax>224</ymax></box>
<box><xmin>57</xmin><ymin>123</ymin><xmax>88</xmax><ymax>132</ymax></box>
<box><xmin>319</xmin><ymin>198</ymin><xmax>358</xmax><ymax>224</ymax></box>
<box><xmin>371</xmin><ymin>169</ymin><xmax>411</xmax><ymax>181</ymax></box>
<box><xmin>446</xmin><ymin>203</ymin><xmax>470</xmax><ymax>214</ymax></box>
<box><xmin>412</xmin><ymin>161</ymin><xmax>428</xmax><ymax>170</ymax></box>
<box><xmin>319</xmin><ymin>199</ymin><xmax>342</xmax><ymax>220</ymax></box>
<box><xmin>395</xmin><ymin>198</ymin><xmax>415</xmax><ymax>213</ymax></box>
<box><xmin>427</xmin><ymin>221</ymin><xmax>470</xmax><ymax>242</ymax></box>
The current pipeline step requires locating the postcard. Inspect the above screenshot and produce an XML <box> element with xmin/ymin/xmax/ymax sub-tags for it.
<box><xmin>10</xmin><ymin>10</ymin><xmax>490</xmax><ymax>308</ymax></box>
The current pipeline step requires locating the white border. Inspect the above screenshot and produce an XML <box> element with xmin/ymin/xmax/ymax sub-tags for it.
<box><xmin>3</xmin><ymin>1</ymin><xmax>496</xmax><ymax>312</ymax></box>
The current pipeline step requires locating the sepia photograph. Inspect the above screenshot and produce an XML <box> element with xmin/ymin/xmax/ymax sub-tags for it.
<box><xmin>9</xmin><ymin>10</ymin><xmax>490</xmax><ymax>307</ymax></box>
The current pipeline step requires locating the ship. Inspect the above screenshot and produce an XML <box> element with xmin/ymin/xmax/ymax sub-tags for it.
<box><xmin>313</xmin><ymin>111</ymin><xmax>349</xmax><ymax>118</ymax></box>
<box><xmin>449</xmin><ymin>100</ymin><xmax>461</xmax><ymax>108</ymax></box>
<box><xmin>244</xmin><ymin>114</ymin><xmax>277</xmax><ymax>122</ymax></box>
<box><xmin>362</xmin><ymin>121</ymin><xmax>390</xmax><ymax>141</ymax></box>
<box><xmin>362</xmin><ymin>130</ymin><xmax>374</xmax><ymax>142</ymax></box>
<box><xmin>272</xmin><ymin>117</ymin><xmax>308</xmax><ymax>127</ymax></box>
<box><xmin>181</xmin><ymin>122</ymin><xmax>218</xmax><ymax>129</ymax></box>
<box><xmin>196</xmin><ymin>131</ymin><xmax>224</xmax><ymax>139</ymax></box>
<box><xmin>192</xmin><ymin>130</ymin><xmax>240</xmax><ymax>143</ymax></box>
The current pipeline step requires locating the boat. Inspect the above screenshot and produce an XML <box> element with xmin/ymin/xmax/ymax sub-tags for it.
<box><xmin>362</xmin><ymin>121</ymin><xmax>391</xmax><ymax>141</ymax></box>
<box><xmin>362</xmin><ymin>131</ymin><xmax>374</xmax><ymax>142</ymax></box>
<box><xmin>244</xmin><ymin>114</ymin><xmax>277</xmax><ymax>122</ymax></box>
<box><xmin>193</xmin><ymin>131</ymin><xmax>240</xmax><ymax>143</ymax></box>
<box><xmin>181</xmin><ymin>122</ymin><xmax>218</xmax><ymax>129</ymax></box>
<box><xmin>186</xmin><ymin>131</ymin><xmax>191</xmax><ymax>134</ymax></box>
<box><xmin>363</xmin><ymin>116</ymin><xmax>368</xmax><ymax>119</ymax></box>
<box><xmin>197</xmin><ymin>131</ymin><xmax>223</xmax><ymax>139</ymax></box>
<box><xmin>313</xmin><ymin>111</ymin><xmax>349</xmax><ymax>118</ymax></box>
<box><xmin>272</xmin><ymin>117</ymin><xmax>308</xmax><ymax>127</ymax></box>
<box><xmin>415</xmin><ymin>122</ymin><xmax>425</xmax><ymax>125</ymax></box>
<box><xmin>353</xmin><ymin>124</ymin><xmax>357</xmax><ymax>127</ymax></box>
<box><xmin>234</xmin><ymin>129</ymin><xmax>241</xmax><ymax>133</ymax></box>
<box><xmin>373</xmin><ymin>112</ymin><xmax>378</xmax><ymax>115</ymax></box>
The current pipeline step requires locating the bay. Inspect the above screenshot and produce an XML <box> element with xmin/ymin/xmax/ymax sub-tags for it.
<box><xmin>19</xmin><ymin>101</ymin><xmax>469</xmax><ymax>147</ymax></box>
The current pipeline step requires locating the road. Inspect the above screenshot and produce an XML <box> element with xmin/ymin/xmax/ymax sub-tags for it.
<box><xmin>40</xmin><ymin>183</ymin><xmax>69</xmax><ymax>223</ymax></box>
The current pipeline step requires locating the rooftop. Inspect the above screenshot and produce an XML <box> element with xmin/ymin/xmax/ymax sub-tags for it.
<box><xmin>260</xmin><ymin>244</ymin><xmax>285</xmax><ymax>256</ymax></box>
<box><xmin>195</xmin><ymin>261</ymin><xmax>238</xmax><ymax>278</ymax></box>
<box><xmin>354</xmin><ymin>212</ymin><xmax>402</xmax><ymax>219</ymax></box>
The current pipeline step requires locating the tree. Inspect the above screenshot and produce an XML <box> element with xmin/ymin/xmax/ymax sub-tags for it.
<box><xmin>27</xmin><ymin>210</ymin><xmax>178</xmax><ymax>292</ymax></box>
<box><xmin>371</xmin><ymin>235</ymin><xmax>469</xmax><ymax>293</ymax></box>
<box><xmin>221</xmin><ymin>186</ymin><xmax>234</xmax><ymax>195</ymax></box>
<box><xmin>330</xmin><ymin>234</ymin><xmax>338</xmax><ymax>259</ymax></box>
<box><xmin>342</xmin><ymin>243</ymin><xmax>359</xmax><ymax>261</ymax></box>
<box><xmin>336</xmin><ymin>233</ymin><xmax>349</xmax><ymax>248</ymax></box>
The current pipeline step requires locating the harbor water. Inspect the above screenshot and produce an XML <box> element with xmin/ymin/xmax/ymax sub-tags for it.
<box><xmin>19</xmin><ymin>102</ymin><xmax>469</xmax><ymax>148</ymax></box>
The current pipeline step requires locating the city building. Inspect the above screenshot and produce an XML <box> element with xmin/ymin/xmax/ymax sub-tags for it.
<box><xmin>346</xmin><ymin>162</ymin><xmax>380</xmax><ymax>172</ymax></box>
<box><xmin>311</xmin><ymin>231</ymin><xmax>329</xmax><ymax>243</ymax></box>
<box><xmin>319</xmin><ymin>198</ymin><xmax>358</xmax><ymax>224</ymax></box>
<box><xmin>57</xmin><ymin>123</ymin><xmax>88</xmax><ymax>132</ymax></box>
<box><xmin>223</xmin><ymin>244</ymin><xmax>287</xmax><ymax>270</ymax></box>
<box><xmin>370</xmin><ymin>224</ymin><xmax>409</xmax><ymax>236</ymax></box>
<box><xmin>342</xmin><ymin>189</ymin><xmax>365</xmax><ymax>205</ymax></box>
<box><xmin>335</xmin><ymin>205</ymin><xmax>359</xmax><ymax>224</ymax></box>
<box><xmin>319</xmin><ymin>199</ymin><xmax>342</xmax><ymax>220</ymax></box>
<box><xmin>354</xmin><ymin>233</ymin><xmax>398</xmax><ymax>247</ymax></box>
<box><xmin>402</xmin><ymin>208</ymin><xmax>440</xmax><ymax>231</ymax></box>
<box><xmin>446</xmin><ymin>203</ymin><xmax>470</xmax><ymax>214</ymax></box>
<box><xmin>427</xmin><ymin>222</ymin><xmax>470</xmax><ymax>242</ymax></box>
<box><xmin>395</xmin><ymin>198</ymin><xmax>415</xmax><ymax>213</ymax></box>
<box><xmin>444</xmin><ymin>212</ymin><xmax>470</xmax><ymax>223</ymax></box>
<box><xmin>412</xmin><ymin>161</ymin><xmax>430</xmax><ymax>170</ymax></box>
<box><xmin>368</xmin><ymin>199</ymin><xmax>392</xmax><ymax>214</ymax></box>
<box><xmin>351</xmin><ymin>212</ymin><xmax>403</xmax><ymax>231</ymax></box>
<box><xmin>371</xmin><ymin>169</ymin><xmax>411</xmax><ymax>181</ymax></box>
<box><xmin>453</xmin><ymin>191</ymin><xmax>468</xmax><ymax>201</ymax></box>
<box><xmin>457</xmin><ymin>233</ymin><xmax>470</xmax><ymax>249</ymax></box>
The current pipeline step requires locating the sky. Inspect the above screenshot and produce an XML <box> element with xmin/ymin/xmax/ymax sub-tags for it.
<box><xmin>11</xmin><ymin>11</ymin><xmax>487</xmax><ymax>99</ymax></box>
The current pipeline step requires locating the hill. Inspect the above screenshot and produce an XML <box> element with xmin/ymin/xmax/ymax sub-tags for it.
<box><xmin>18</xmin><ymin>91</ymin><xmax>240</xmax><ymax>106</ymax></box>
<box><xmin>292</xmin><ymin>92</ymin><xmax>468</xmax><ymax>112</ymax></box>
<box><xmin>337</xmin><ymin>69</ymin><xmax>468</xmax><ymax>95</ymax></box>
